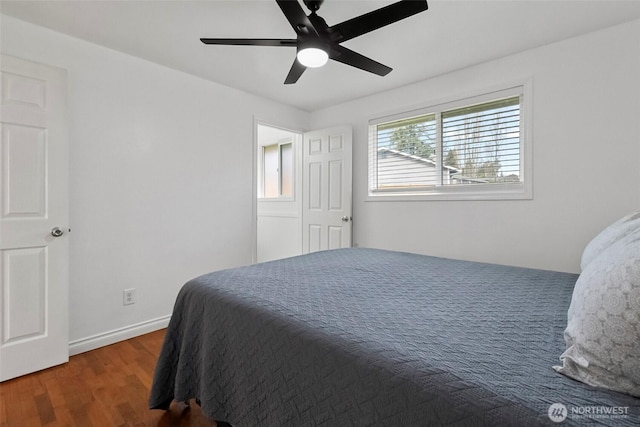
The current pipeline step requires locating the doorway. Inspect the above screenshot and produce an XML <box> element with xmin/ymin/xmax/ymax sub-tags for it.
<box><xmin>254</xmin><ymin>123</ymin><xmax>354</xmax><ymax>264</ymax></box>
<box><xmin>256</xmin><ymin>124</ymin><xmax>303</xmax><ymax>263</ymax></box>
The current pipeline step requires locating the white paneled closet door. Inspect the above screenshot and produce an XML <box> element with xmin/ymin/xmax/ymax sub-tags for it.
<box><xmin>0</xmin><ymin>55</ymin><xmax>69</xmax><ymax>381</ymax></box>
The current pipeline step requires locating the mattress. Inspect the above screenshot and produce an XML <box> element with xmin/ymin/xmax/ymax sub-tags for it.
<box><xmin>149</xmin><ymin>248</ymin><xmax>639</xmax><ymax>426</ymax></box>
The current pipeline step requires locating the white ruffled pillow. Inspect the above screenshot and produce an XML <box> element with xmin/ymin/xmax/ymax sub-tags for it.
<box><xmin>554</xmin><ymin>230</ymin><xmax>640</xmax><ymax>397</ymax></box>
<box><xmin>580</xmin><ymin>211</ymin><xmax>640</xmax><ymax>270</ymax></box>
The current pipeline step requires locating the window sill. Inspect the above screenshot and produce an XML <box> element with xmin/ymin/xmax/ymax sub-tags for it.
<box><xmin>366</xmin><ymin>184</ymin><xmax>532</xmax><ymax>201</ymax></box>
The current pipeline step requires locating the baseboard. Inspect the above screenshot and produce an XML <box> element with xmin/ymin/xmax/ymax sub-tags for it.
<box><xmin>68</xmin><ymin>315</ymin><xmax>171</xmax><ymax>356</ymax></box>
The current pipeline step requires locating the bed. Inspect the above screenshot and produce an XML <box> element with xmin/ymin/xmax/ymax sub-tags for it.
<box><xmin>149</xmin><ymin>247</ymin><xmax>639</xmax><ymax>426</ymax></box>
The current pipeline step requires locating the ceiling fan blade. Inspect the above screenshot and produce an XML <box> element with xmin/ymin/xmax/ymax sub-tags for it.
<box><xmin>329</xmin><ymin>45</ymin><xmax>392</xmax><ymax>76</ymax></box>
<box><xmin>276</xmin><ymin>0</ymin><xmax>319</xmax><ymax>37</ymax></box>
<box><xmin>200</xmin><ymin>38</ymin><xmax>297</xmax><ymax>47</ymax></box>
<box><xmin>284</xmin><ymin>58</ymin><xmax>307</xmax><ymax>84</ymax></box>
<box><xmin>329</xmin><ymin>0</ymin><xmax>428</xmax><ymax>43</ymax></box>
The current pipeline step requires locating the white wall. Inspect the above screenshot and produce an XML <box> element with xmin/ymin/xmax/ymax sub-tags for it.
<box><xmin>0</xmin><ymin>15</ymin><xmax>309</xmax><ymax>349</ymax></box>
<box><xmin>310</xmin><ymin>19</ymin><xmax>640</xmax><ymax>273</ymax></box>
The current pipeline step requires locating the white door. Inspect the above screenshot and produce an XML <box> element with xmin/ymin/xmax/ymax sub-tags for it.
<box><xmin>302</xmin><ymin>125</ymin><xmax>352</xmax><ymax>253</ymax></box>
<box><xmin>0</xmin><ymin>55</ymin><xmax>69</xmax><ymax>382</ymax></box>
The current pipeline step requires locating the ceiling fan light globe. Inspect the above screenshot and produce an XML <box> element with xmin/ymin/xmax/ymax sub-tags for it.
<box><xmin>297</xmin><ymin>47</ymin><xmax>329</xmax><ymax>68</ymax></box>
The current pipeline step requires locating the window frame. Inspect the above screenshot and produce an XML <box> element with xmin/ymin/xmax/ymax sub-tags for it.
<box><xmin>367</xmin><ymin>82</ymin><xmax>532</xmax><ymax>201</ymax></box>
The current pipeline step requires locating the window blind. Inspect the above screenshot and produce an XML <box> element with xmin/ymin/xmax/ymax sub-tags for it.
<box><xmin>442</xmin><ymin>96</ymin><xmax>521</xmax><ymax>185</ymax></box>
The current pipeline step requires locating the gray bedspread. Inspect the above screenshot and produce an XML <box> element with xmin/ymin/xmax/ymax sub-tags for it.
<box><xmin>149</xmin><ymin>248</ymin><xmax>639</xmax><ymax>426</ymax></box>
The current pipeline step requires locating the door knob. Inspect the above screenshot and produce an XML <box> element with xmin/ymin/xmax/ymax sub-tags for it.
<box><xmin>341</xmin><ymin>216</ymin><xmax>351</xmax><ymax>222</ymax></box>
<box><xmin>50</xmin><ymin>227</ymin><xmax>65</xmax><ymax>237</ymax></box>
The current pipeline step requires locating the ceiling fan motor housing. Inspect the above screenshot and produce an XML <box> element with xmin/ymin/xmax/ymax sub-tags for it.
<box><xmin>303</xmin><ymin>0</ymin><xmax>324</xmax><ymax>13</ymax></box>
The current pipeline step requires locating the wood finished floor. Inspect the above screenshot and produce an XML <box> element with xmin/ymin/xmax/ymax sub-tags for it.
<box><xmin>0</xmin><ymin>329</ymin><xmax>217</xmax><ymax>427</ymax></box>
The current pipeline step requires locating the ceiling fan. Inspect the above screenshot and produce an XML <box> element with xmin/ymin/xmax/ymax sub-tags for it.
<box><xmin>200</xmin><ymin>0</ymin><xmax>428</xmax><ymax>84</ymax></box>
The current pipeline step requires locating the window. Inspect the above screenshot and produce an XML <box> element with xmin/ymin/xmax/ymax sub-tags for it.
<box><xmin>259</xmin><ymin>140</ymin><xmax>293</xmax><ymax>198</ymax></box>
<box><xmin>368</xmin><ymin>85</ymin><xmax>530</xmax><ymax>200</ymax></box>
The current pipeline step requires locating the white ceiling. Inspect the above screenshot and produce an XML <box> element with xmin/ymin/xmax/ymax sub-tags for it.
<box><xmin>2</xmin><ymin>0</ymin><xmax>640</xmax><ymax>112</ymax></box>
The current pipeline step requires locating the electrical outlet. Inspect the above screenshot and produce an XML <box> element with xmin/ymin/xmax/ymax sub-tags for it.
<box><xmin>123</xmin><ymin>288</ymin><xmax>136</xmax><ymax>305</ymax></box>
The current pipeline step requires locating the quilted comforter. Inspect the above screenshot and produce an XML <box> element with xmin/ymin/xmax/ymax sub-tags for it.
<box><xmin>149</xmin><ymin>248</ymin><xmax>639</xmax><ymax>426</ymax></box>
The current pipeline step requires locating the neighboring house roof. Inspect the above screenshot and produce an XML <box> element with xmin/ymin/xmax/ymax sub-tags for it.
<box><xmin>448</xmin><ymin>174</ymin><xmax>489</xmax><ymax>184</ymax></box>
<box><xmin>377</xmin><ymin>147</ymin><xmax>459</xmax><ymax>172</ymax></box>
